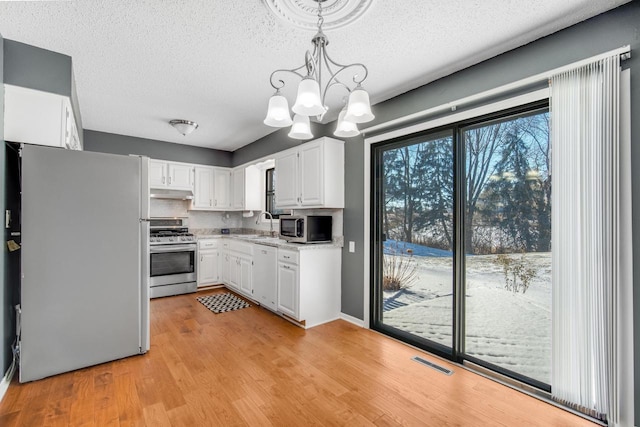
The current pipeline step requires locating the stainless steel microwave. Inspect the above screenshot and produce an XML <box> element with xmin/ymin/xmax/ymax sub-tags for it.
<box><xmin>279</xmin><ymin>215</ymin><xmax>332</xmax><ymax>243</ymax></box>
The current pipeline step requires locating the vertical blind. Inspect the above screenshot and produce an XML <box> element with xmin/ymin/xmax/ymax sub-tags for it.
<box><xmin>550</xmin><ymin>55</ymin><xmax>621</xmax><ymax>423</ymax></box>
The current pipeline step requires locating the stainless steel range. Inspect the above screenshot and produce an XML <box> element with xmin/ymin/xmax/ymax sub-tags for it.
<box><xmin>149</xmin><ymin>218</ymin><xmax>197</xmax><ymax>298</ymax></box>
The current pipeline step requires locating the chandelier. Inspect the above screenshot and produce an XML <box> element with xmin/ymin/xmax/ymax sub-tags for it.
<box><xmin>263</xmin><ymin>0</ymin><xmax>374</xmax><ymax>139</ymax></box>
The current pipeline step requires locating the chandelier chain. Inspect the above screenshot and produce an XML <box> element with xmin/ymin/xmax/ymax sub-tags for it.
<box><xmin>317</xmin><ymin>1</ymin><xmax>324</xmax><ymax>30</ymax></box>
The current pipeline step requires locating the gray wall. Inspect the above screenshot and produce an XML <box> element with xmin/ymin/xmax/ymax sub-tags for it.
<box><xmin>84</xmin><ymin>130</ymin><xmax>233</xmax><ymax>167</ymax></box>
<box><xmin>0</xmin><ymin>31</ymin><xmax>7</xmax><ymax>375</ymax></box>
<box><xmin>232</xmin><ymin>122</ymin><xmax>332</xmax><ymax>167</ymax></box>
<box><xmin>3</xmin><ymin>39</ymin><xmax>72</xmax><ymax>97</ymax></box>
<box><xmin>230</xmin><ymin>2</ymin><xmax>640</xmax><ymax>418</ymax></box>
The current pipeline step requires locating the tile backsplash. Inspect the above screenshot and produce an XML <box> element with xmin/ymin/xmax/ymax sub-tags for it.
<box><xmin>150</xmin><ymin>199</ymin><xmax>189</xmax><ymax>217</ymax></box>
<box><xmin>150</xmin><ymin>199</ymin><xmax>342</xmax><ymax>240</ymax></box>
<box><xmin>150</xmin><ymin>199</ymin><xmax>242</xmax><ymax>231</ymax></box>
<box><xmin>189</xmin><ymin>210</ymin><xmax>242</xmax><ymax>230</ymax></box>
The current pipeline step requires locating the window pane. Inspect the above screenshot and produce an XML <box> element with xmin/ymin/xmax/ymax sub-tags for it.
<box><xmin>463</xmin><ymin>110</ymin><xmax>551</xmax><ymax>385</ymax></box>
<box><xmin>379</xmin><ymin>131</ymin><xmax>455</xmax><ymax>349</ymax></box>
<box><xmin>266</xmin><ymin>168</ymin><xmax>285</xmax><ymax>219</ymax></box>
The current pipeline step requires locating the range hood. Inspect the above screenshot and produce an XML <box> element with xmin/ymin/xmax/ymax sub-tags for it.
<box><xmin>149</xmin><ymin>188</ymin><xmax>194</xmax><ymax>200</ymax></box>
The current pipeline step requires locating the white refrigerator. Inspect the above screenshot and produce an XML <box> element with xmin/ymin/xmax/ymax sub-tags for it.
<box><xmin>18</xmin><ymin>144</ymin><xmax>150</xmax><ymax>382</ymax></box>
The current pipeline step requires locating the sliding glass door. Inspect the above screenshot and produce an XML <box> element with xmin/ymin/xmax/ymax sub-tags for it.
<box><xmin>372</xmin><ymin>129</ymin><xmax>455</xmax><ymax>356</ymax></box>
<box><xmin>372</xmin><ymin>103</ymin><xmax>551</xmax><ymax>389</ymax></box>
<box><xmin>462</xmin><ymin>111</ymin><xmax>551</xmax><ymax>388</ymax></box>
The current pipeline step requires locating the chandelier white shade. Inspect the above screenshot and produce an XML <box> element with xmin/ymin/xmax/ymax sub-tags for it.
<box><xmin>288</xmin><ymin>114</ymin><xmax>314</xmax><ymax>140</ymax></box>
<box><xmin>263</xmin><ymin>93</ymin><xmax>293</xmax><ymax>127</ymax></box>
<box><xmin>169</xmin><ymin>119</ymin><xmax>199</xmax><ymax>136</ymax></box>
<box><xmin>344</xmin><ymin>85</ymin><xmax>375</xmax><ymax>123</ymax></box>
<box><xmin>334</xmin><ymin>108</ymin><xmax>360</xmax><ymax>138</ymax></box>
<box><xmin>265</xmin><ymin>0</ymin><xmax>373</xmax><ymax>140</ymax></box>
<box><xmin>292</xmin><ymin>77</ymin><xmax>326</xmax><ymax>116</ymax></box>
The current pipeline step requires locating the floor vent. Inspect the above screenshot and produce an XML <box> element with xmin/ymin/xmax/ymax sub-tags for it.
<box><xmin>412</xmin><ymin>356</ymin><xmax>453</xmax><ymax>376</ymax></box>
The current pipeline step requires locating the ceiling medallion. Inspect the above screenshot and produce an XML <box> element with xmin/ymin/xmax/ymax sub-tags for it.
<box><xmin>263</xmin><ymin>0</ymin><xmax>373</xmax><ymax>31</ymax></box>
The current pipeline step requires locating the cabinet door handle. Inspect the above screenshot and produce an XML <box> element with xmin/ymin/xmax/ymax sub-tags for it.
<box><xmin>210</xmin><ymin>199</ymin><xmax>212</xmax><ymax>206</ymax></box>
<box><xmin>162</xmin><ymin>176</ymin><xmax>165</xmax><ymax>184</ymax></box>
<box><xmin>284</xmin><ymin>255</ymin><xmax>290</xmax><ymax>259</ymax></box>
<box><xmin>168</xmin><ymin>176</ymin><xmax>172</xmax><ymax>185</ymax></box>
<box><xmin>283</xmin><ymin>265</ymin><xmax>290</xmax><ymax>269</ymax></box>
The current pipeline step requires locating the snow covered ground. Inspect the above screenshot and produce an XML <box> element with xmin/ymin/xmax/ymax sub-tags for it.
<box><xmin>382</xmin><ymin>251</ymin><xmax>551</xmax><ymax>384</ymax></box>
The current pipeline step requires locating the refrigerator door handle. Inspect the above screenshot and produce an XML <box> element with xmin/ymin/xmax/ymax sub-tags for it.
<box><xmin>140</xmin><ymin>219</ymin><xmax>150</xmax><ymax>353</ymax></box>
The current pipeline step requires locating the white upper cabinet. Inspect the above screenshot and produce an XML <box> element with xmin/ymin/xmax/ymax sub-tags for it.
<box><xmin>275</xmin><ymin>137</ymin><xmax>344</xmax><ymax>209</ymax></box>
<box><xmin>231</xmin><ymin>165</ymin><xmax>262</xmax><ymax>211</ymax></box>
<box><xmin>149</xmin><ymin>160</ymin><xmax>194</xmax><ymax>190</ymax></box>
<box><xmin>232</xmin><ymin>168</ymin><xmax>244</xmax><ymax>210</ymax></box>
<box><xmin>213</xmin><ymin>168</ymin><xmax>231</xmax><ymax>209</ymax></box>
<box><xmin>193</xmin><ymin>166</ymin><xmax>214</xmax><ymax>208</ymax></box>
<box><xmin>148</xmin><ymin>160</ymin><xmax>168</xmax><ymax>187</ymax></box>
<box><xmin>275</xmin><ymin>151</ymin><xmax>299</xmax><ymax>207</ymax></box>
<box><xmin>188</xmin><ymin>165</ymin><xmax>234</xmax><ymax>211</ymax></box>
<box><xmin>168</xmin><ymin>163</ymin><xmax>194</xmax><ymax>190</ymax></box>
<box><xmin>299</xmin><ymin>142</ymin><xmax>323</xmax><ymax>206</ymax></box>
<box><xmin>4</xmin><ymin>84</ymin><xmax>81</xmax><ymax>150</ymax></box>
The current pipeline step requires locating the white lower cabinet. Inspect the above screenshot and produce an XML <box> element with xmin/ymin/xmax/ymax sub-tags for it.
<box><xmin>277</xmin><ymin>255</ymin><xmax>299</xmax><ymax>319</ymax></box>
<box><xmin>198</xmin><ymin>251</ymin><xmax>219</xmax><ymax>286</ymax></box>
<box><xmin>220</xmin><ymin>240</ymin><xmax>231</xmax><ymax>284</ymax></box>
<box><xmin>213</xmin><ymin>237</ymin><xmax>341</xmax><ymax>328</ymax></box>
<box><xmin>197</xmin><ymin>239</ymin><xmax>220</xmax><ymax>287</ymax></box>
<box><xmin>253</xmin><ymin>245</ymin><xmax>278</xmax><ymax>311</ymax></box>
<box><xmin>239</xmin><ymin>257</ymin><xmax>253</xmax><ymax>296</ymax></box>
<box><xmin>276</xmin><ymin>247</ymin><xmax>341</xmax><ymax>327</ymax></box>
<box><xmin>227</xmin><ymin>240</ymin><xmax>253</xmax><ymax>296</ymax></box>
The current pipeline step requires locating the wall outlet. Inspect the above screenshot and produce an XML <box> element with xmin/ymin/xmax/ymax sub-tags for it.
<box><xmin>349</xmin><ymin>241</ymin><xmax>355</xmax><ymax>253</ymax></box>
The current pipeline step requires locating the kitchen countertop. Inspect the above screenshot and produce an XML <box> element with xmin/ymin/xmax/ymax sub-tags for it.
<box><xmin>195</xmin><ymin>233</ymin><xmax>344</xmax><ymax>250</ymax></box>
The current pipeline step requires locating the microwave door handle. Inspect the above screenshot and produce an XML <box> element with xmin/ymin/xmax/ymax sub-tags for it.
<box><xmin>295</xmin><ymin>218</ymin><xmax>302</xmax><ymax>237</ymax></box>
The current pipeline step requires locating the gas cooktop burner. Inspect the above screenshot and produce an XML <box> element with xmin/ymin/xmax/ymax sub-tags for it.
<box><xmin>149</xmin><ymin>228</ymin><xmax>195</xmax><ymax>245</ymax></box>
<box><xmin>154</xmin><ymin>230</ymin><xmax>191</xmax><ymax>237</ymax></box>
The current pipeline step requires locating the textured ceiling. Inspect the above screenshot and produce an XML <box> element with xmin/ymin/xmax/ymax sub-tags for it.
<box><xmin>0</xmin><ymin>0</ymin><xmax>630</xmax><ymax>152</ymax></box>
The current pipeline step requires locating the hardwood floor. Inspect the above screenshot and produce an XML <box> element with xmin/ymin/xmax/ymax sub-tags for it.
<box><xmin>0</xmin><ymin>289</ymin><xmax>594</xmax><ymax>426</ymax></box>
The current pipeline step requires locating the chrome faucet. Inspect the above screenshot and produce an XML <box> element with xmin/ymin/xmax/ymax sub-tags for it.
<box><xmin>256</xmin><ymin>211</ymin><xmax>275</xmax><ymax>237</ymax></box>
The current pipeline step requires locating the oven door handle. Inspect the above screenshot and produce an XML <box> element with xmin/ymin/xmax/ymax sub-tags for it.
<box><xmin>150</xmin><ymin>244</ymin><xmax>196</xmax><ymax>253</ymax></box>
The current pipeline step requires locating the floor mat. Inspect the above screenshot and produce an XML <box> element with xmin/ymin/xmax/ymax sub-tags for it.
<box><xmin>197</xmin><ymin>292</ymin><xmax>250</xmax><ymax>313</ymax></box>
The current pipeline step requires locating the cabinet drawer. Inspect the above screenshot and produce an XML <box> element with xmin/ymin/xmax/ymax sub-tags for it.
<box><xmin>278</xmin><ymin>249</ymin><xmax>299</xmax><ymax>265</ymax></box>
<box><xmin>198</xmin><ymin>239</ymin><xmax>219</xmax><ymax>250</ymax></box>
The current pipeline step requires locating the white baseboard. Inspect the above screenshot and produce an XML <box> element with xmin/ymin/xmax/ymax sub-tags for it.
<box><xmin>0</xmin><ymin>363</ymin><xmax>15</xmax><ymax>404</ymax></box>
<box><xmin>340</xmin><ymin>312</ymin><xmax>365</xmax><ymax>327</ymax></box>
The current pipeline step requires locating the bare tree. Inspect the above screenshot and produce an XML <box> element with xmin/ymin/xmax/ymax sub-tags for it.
<box><xmin>464</xmin><ymin>122</ymin><xmax>508</xmax><ymax>253</ymax></box>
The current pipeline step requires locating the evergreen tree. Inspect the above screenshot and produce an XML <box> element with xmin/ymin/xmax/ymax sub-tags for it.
<box><xmin>413</xmin><ymin>137</ymin><xmax>454</xmax><ymax>249</ymax></box>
